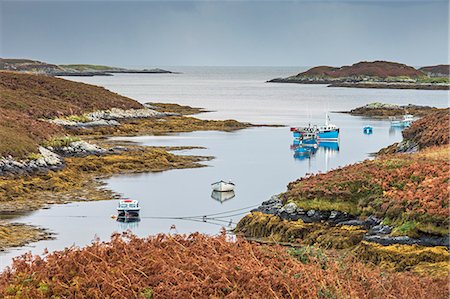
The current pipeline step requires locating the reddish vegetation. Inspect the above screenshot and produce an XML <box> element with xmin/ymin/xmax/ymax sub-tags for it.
<box><xmin>298</xmin><ymin>61</ymin><xmax>425</xmax><ymax>78</ymax></box>
<box><xmin>285</xmin><ymin>146</ymin><xmax>449</xmax><ymax>235</ymax></box>
<box><xmin>0</xmin><ymin>71</ymin><xmax>142</xmax><ymax>118</ymax></box>
<box><xmin>0</xmin><ymin>232</ymin><xmax>448</xmax><ymax>298</ymax></box>
<box><xmin>419</xmin><ymin>65</ymin><xmax>450</xmax><ymax>76</ymax></box>
<box><xmin>0</xmin><ymin>71</ymin><xmax>142</xmax><ymax>156</ymax></box>
<box><xmin>0</xmin><ymin>108</ymin><xmax>61</xmax><ymax>157</ymax></box>
<box><xmin>402</xmin><ymin>109</ymin><xmax>449</xmax><ymax>148</ymax></box>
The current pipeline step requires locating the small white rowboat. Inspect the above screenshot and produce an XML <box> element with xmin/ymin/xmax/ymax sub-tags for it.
<box><xmin>211</xmin><ymin>180</ymin><xmax>235</xmax><ymax>192</ymax></box>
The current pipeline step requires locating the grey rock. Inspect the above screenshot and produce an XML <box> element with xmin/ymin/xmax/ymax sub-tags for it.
<box><xmin>284</xmin><ymin>202</ymin><xmax>298</xmax><ymax>214</ymax></box>
<box><xmin>38</xmin><ymin>147</ymin><xmax>62</xmax><ymax>166</ymax></box>
<box><xmin>369</xmin><ymin>224</ymin><xmax>392</xmax><ymax>235</ymax></box>
<box><xmin>306</xmin><ymin>209</ymin><xmax>316</xmax><ymax>217</ymax></box>
<box><xmin>56</xmin><ymin>140</ymin><xmax>106</xmax><ymax>157</ymax></box>
<box><xmin>364</xmin><ymin>235</ymin><xmax>449</xmax><ymax>247</ymax></box>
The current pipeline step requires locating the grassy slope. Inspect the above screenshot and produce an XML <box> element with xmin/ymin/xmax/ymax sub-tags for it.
<box><xmin>0</xmin><ymin>71</ymin><xmax>142</xmax><ymax>157</ymax></box>
<box><xmin>402</xmin><ymin>109</ymin><xmax>450</xmax><ymax>148</ymax></box>
<box><xmin>284</xmin><ymin>146</ymin><xmax>449</xmax><ymax>236</ymax></box>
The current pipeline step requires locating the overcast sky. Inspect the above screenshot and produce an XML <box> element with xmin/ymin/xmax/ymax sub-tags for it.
<box><xmin>0</xmin><ymin>0</ymin><xmax>448</xmax><ymax>67</ymax></box>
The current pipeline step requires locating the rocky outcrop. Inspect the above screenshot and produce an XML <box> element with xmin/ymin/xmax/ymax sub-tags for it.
<box><xmin>87</xmin><ymin>108</ymin><xmax>166</xmax><ymax>120</ymax></box>
<box><xmin>48</xmin><ymin>108</ymin><xmax>167</xmax><ymax>128</ymax></box>
<box><xmin>0</xmin><ymin>147</ymin><xmax>63</xmax><ymax>176</ymax></box>
<box><xmin>50</xmin><ymin>140</ymin><xmax>108</xmax><ymax>157</ymax></box>
<box><xmin>248</xmin><ymin>194</ymin><xmax>448</xmax><ymax>247</ymax></box>
<box><xmin>346</xmin><ymin>102</ymin><xmax>438</xmax><ymax>118</ymax></box>
<box><xmin>252</xmin><ymin>195</ymin><xmax>354</xmax><ymax>224</ymax></box>
<box><xmin>0</xmin><ymin>141</ymin><xmax>110</xmax><ymax>175</ymax></box>
<box><xmin>49</xmin><ymin>118</ymin><xmax>120</xmax><ymax>128</ymax></box>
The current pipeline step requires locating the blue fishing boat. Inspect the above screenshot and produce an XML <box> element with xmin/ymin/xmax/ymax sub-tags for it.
<box><xmin>291</xmin><ymin>114</ymin><xmax>339</xmax><ymax>141</ymax></box>
<box><xmin>363</xmin><ymin>125</ymin><xmax>373</xmax><ymax>134</ymax></box>
<box><xmin>316</xmin><ymin>114</ymin><xmax>339</xmax><ymax>141</ymax></box>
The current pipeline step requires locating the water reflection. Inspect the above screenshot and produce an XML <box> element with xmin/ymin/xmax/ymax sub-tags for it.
<box><xmin>318</xmin><ymin>141</ymin><xmax>340</xmax><ymax>151</ymax></box>
<box><xmin>211</xmin><ymin>190</ymin><xmax>236</xmax><ymax>203</ymax></box>
<box><xmin>116</xmin><ymin>216</ymin><xmax>141</xmax><ymax>230</ymax></box>
<box><xmin>291</xmin><ymin>139</ymin><xmax>339</xmax><ymax>160</ymax></box>
<box><xmin>389</xmin><ymin>126</ymin><xmax>404</xmax><ymax>136</ymax></box>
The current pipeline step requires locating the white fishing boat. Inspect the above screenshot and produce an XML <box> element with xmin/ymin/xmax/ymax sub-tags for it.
<box><xmin>117</xmin><ymin>199</ymin><xmax>140</xmax><ymax>218</ymax></box>
<box><xmin>211</xmin><ymin>180</ymin><xmax>235</xmax><ymax>192</ymax></box>
<box><xmin>391</xmin><ymin>114</ymin><xmax>414</xmax><ymax>127</ymax></box>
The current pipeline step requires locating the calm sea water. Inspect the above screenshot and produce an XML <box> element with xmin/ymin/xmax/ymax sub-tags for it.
<box><xmin>0</xmin><ymin>67</ymin><xmax>447</xmax><ymax>269</ymax></box>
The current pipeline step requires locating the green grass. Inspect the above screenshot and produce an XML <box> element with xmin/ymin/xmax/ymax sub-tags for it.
<box><xmin>64</xmin><ymin>114</ymin><xmax>91</xmax><ymax>123</ymax></box>
<box><xmin>43</xmin><ymin>136</ymin><xmax>81</xmax><ymax>148</ymax></box>
<box><xmin>417</xmin><ymin>77</ymin><xmax>450</xmax><ymax>84</ymax></box>
<box><xmin>60</xmin><ymin>64</ymin><xmax>123</xmax><ymax>71</ymax></box>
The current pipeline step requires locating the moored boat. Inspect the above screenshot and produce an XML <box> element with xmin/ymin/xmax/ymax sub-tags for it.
<box><xmin>316</xmin><ymin>114</ymin><xmax>339</xmax><ymax>140</ymax></box>
<box><xmin>211</xmin><ymin>180</ymin><xmax>235</xmax><ymax>192</ymax></box>
<box><xmin>363</xmin><ymin>125</ymin><xmax>373</xmax><ymax>134</ymax></box>
<box><xmin>391</xmin><ymin>114</ymin><xmax>414</xmax><ymax>127</ymax></box>
<box><xmin>117</xmin><ymin>199</ymin><xmax>140</xmax><ymax>218</ymax></box>
<box><xmin>291</xmin><ymin>114</ymin><xmax>339</xmax><ymax>141</ymax></box>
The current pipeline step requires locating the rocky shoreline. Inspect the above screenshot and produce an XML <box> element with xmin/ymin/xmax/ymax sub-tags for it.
<box><xmin>0</xmin><ymin>223</ymin><xmax>53</xmax><ymax>252</ymax></box>
<box><xmin>268</xmin><ymin>78</ymin><xmax>449</xmax><ymax>90</ymax></box>
<box><xmin>251</xmin><ymin>195</ymin><xmax>449</xmax><ymax>247</ymax></box>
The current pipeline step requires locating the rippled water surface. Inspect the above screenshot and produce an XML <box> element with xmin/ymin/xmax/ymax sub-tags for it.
<box><xmin>1</xmin><ymin>67</ymin><xmax>447</xmax><ymax>268</ymax></box>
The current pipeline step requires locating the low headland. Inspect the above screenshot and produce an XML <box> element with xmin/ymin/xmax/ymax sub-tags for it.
<box><xmin>0</xmin><ymin>58</ymin><xmax>173</xmax><ymax>77</ymax></box>
<box><xmin>0</xmin><ymin>71</ymin><xmax>253</xmax><ymax>250</ymax></box>
<box><xmin>269</xmin><ymin>61</ymin><xmax>450</xmax><ymax>90</ymax></box>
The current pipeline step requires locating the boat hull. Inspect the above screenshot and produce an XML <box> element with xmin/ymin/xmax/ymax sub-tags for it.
<box><xmin>317</xmin><ymin>129</ymin><xmax>339</xmax><ymax>140</ymax></box>
<box><xmin>117</xmin><ymin>208</ymin><xmax>140</xmax><ymax>217</ymax></box>
<box><xmin>391</xmin><ymin>121</ymin><xmax>411</xmax><ymax>127</ymax></box>
<box><xmin>211</xmin><ymin>181</ymin><xmax>235</xmax><ymax>192</ymax></box>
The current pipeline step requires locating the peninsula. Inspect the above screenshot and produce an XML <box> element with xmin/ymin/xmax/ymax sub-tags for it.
<box><xmin>0</xmin><ymin>58</ymin><xmax>173</xmax><ymax>77</ymax></box>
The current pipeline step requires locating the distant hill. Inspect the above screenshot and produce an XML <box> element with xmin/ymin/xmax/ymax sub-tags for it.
<box><xmin>268</xmin><ymin>60</ymin><xmax>449</xmax><ymax>90</ymax></box>
<box><xmin>297</xmin><ymin>61</ymin><xmax>424</xmax><ymax>79</ymax></box>
<box><xmin>418</xmin><ymin>65</ymin><xmax>450</xmax><ymax>77</ymax></box>
<box><xmin>0</xmin><ymin>71</ymin><xmax>143</xmax><ymax>156</ymax></box>
<box><xmin>0</xmin><ymin>58</ymin><xmax>173</xmax><ymax>76</ymax></box>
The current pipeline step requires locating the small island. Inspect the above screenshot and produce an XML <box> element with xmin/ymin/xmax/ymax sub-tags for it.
<box><xmin>0</xmin><ymin>58</ymin><xmax>173</xmax><ymax>77</ymax></box>
<box><xmin>269</xmin><ymin>61</ymin><xmax>450</xmax><ymax>90</ymax></box>
<box><xmin>345</xmin><ymin>102</ymin><xmax>440</xmax><ymax>118</ymax></box>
